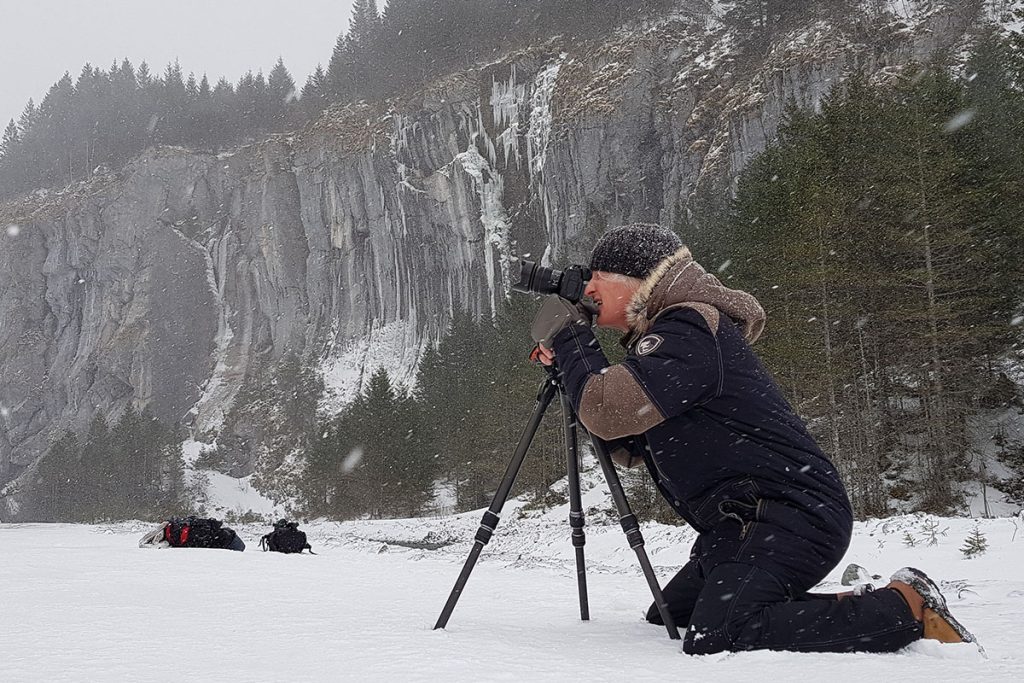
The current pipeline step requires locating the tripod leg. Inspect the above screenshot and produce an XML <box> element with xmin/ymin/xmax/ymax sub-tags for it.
<box><xmin>590</xmin><ymin>436</ymin><xmax>682</xmax><ymax>640</ymax></box>
<box><xmin>434</xmin><ymin>379</ymin><xmax>559</xmax><ymax>630</ymax></box>
<box><xmin>558</xmin><ymin>391</ymin><xmax>589</xmax><ymax>621</ymax></box>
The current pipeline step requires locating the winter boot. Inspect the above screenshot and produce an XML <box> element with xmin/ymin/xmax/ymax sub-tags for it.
<box><xmin>889</xmin><ymin>567</ymin><xmax>977</xmax><ymax>645</ymax></box>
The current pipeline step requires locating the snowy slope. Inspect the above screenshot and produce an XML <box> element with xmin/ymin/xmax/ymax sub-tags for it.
<box><xmin>181</xmin><ymin>439</ymin><xmax>286</xmax><ymax>519</ymax></box>
<box><xmin>2</xmin><ymin>512</ymin><xmax>1023</xmax><ymax>682</ymax></box>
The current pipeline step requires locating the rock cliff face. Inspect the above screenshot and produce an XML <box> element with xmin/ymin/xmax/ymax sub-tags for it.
<box><xmin>0</xmin><ymin>0</ymin><xmax>1016</xmax><ymax>516</ymax></box>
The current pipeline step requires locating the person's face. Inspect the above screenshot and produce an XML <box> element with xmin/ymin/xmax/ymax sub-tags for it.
<box><xmin>584</xmin><ymin>271</ymin><xmax>640</xmax><ymax>332</ymax></box>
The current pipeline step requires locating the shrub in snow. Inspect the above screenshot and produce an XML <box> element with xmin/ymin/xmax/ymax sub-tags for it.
<box><xmin>920</xmin><ymin>518</ymin><xmax>948</xmax><ymax>547</ymax></box>
<box><xmin>960</xmin><ymin>525</ymin><xmax>989</xmax><ymax>559</ymax></box>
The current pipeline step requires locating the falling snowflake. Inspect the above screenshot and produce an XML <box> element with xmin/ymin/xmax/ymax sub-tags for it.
<box><xmin>341</xmin><ymin>446</ymin><xmax>364</xmax><ymax>473</ymax></box>
<box><xmin>717</xmin><ymin>259</ymin><xmax>732</xmax><ymax>273</ymax></box>
<box><xmin>5</xmin><ymin>224</ymin><xmax>19</xmax><ymax>237</ymax></box>
<box><xmin>942</xmin><ymin>109</ymin><xmax>976</xmax><ymax>133</ymax></box>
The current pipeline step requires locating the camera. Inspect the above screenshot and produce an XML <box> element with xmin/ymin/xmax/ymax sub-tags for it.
<box><xmin>511</xmin><ymin>259</ymin><xmax>591</xmax><ymax>303</ymax></box>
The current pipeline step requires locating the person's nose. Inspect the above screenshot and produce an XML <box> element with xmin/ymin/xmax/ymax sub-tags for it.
<box><xmin>584</xmin><ymin>281</ymin><xmax>597</xmax><ymax>298</ymax></box>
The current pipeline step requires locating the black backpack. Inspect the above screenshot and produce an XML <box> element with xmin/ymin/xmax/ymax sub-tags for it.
<box><xmin>260</xmin><ymin>519</ymin><xmax>313</xmax><ymax>554</ymax></box>
<box><xmin>163</xmin><ymin>516</ymin><xmax>238</xmax><ymax>549</ymax></box>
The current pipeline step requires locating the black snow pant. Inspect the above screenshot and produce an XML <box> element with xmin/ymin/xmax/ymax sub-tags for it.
<box><xmin>647</xmin><ymin>499</ymin><xmax>923</xmax><ymax>654</ymax></box>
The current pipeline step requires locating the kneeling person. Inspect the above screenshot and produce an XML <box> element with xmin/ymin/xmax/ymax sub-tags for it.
<box><xmin>531</xmin><ymin>223</ymin><xmax>975</xmax><ymax>654</ymax></box>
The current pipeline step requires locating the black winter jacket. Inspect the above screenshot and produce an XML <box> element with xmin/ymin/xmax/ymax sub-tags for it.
<box><xmin>550</xmin><ymin>253</ymin><xmax>853</xmax><ymax>573</ymax></box>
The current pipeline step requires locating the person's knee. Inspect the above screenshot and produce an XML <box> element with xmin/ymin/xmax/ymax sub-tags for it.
<box><xmin>646</xmin><ymin>595</ymin><xmax>697</xmax><ymax>627</ymax></box>
<box><xmin>683</xmin><ymin>625</ymin><xmax>731</xmax><ymax>655</ymax></box>
<box><xmin>684</xmin><ymin>608</ymin><xmax>771</xmax><ymax>654</ymax></box>
<box><xmin>683</xmin><ymin>562</ymin><xmax>785</xmax><ymax>654</ymax></box>
<box><xmin>647</xmin><ymin>559</ymin><xmax>704</xmax><ymax>627</ymax></box>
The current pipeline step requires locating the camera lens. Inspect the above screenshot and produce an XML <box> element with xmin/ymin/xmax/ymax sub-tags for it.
<box><xmin>512</xmin><ymin>260</ymin><xmax>562</xmax><ymax>296</ymax></box>
<box><xmin>510</xmin><ymin>258</ymin><xmax>590</xmax><ymax>302</ymax></box>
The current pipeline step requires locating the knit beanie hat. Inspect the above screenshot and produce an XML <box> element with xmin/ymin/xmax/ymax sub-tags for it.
<box><xmin>588</xmin><ymin>224</ymin><xmax>683</xmax><ymax>280</ymax></box>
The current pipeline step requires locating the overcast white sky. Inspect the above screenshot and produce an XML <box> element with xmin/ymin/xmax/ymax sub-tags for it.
<box><xmin>0</xmin><ymin>0</ymin><xmax>364</xmax><ymax>126</ymax></box>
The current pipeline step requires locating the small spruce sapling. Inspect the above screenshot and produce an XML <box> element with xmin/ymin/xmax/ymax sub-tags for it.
<box><xmin>960</xmin><ymin>524</ymin><xmax>988</xmax><ymax>559</ymax></box>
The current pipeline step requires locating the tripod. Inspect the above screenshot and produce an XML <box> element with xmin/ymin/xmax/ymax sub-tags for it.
<box><xmin>433</xmin><ymin>363</ymin><xmax>681</xmax><ymax>640</ymax></box>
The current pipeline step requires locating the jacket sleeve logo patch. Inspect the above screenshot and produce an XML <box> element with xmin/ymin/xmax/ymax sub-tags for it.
<box><xmin>636</xmin><ymin>334</ymin><xmax>664</xmax><ymax>356</ymax></box>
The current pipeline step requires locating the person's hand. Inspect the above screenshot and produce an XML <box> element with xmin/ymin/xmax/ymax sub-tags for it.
<box><xmin>530</xmin><ymin>295</ymin><xmax>598</xmax><ymax>347</ymax></box>
<box><xmin>536</xmin><ymin>343</ymin><xmax>556</xmax><ymax>366</ymax></box>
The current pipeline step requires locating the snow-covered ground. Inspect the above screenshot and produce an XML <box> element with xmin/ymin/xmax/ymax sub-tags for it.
<box><xmin>2</xmin><ymin>509</ymin><xmax>1023</xmax><ymax>682</ymax></box>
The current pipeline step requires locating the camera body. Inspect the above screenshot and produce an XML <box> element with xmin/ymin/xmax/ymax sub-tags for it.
<box><xmin>511</xmin><ymin>260</ymin><xmax>591</xmax><ymax>303</ymax></box>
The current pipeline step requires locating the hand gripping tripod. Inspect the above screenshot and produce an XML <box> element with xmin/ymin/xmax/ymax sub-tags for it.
<box><xmin>433</xmin><ymin>361</ymin><xmax>681</xmax><ymax>640</ymax></box>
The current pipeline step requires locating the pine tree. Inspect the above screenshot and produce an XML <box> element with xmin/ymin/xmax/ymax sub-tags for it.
<box><xmin>299</xmin><ymin>412</ymin><xmax>357</xmax><ymax>519</ymax></box>
<box><xmin>235</xmin><ymin>71</ymin><xmax>257</xmax><ymax>133</ymax></box>
<box><xmin>266</xmin><ymin>57</ymin><xmax>296</xmax><ymax>129</ymax></box>
<box><xmin>158</xmin><ymin>60</ymin><xmax>188</xmax><ymax>144</ymax></box>
<box><xmin>348</xmin><ymin>368</ymin><xmax>433</xmax><ymax>518</ymax></box>
<box><xmin>210</xmin><ymin>77</ymin><xmax>238</xmax><ymax>147</ymax></box>
<box><xmin>110</xmin><ymin>59</ymin><xmax>139</xmax><ymax>158</ymax></box>
<box><xmin>136</xmin><ymin>61</ymin><xmax>152</xmax><ymax>88</ymax></box>
<box><xmin>379</xmin><ymin>0</ymin><xmax>425</xmax><ymax>89</ymax></box>
<box><xmin>268</xmin><ymin>58</ymin><xmax>296</xmax><ymax>107</ymax></box>
<box><xmin>349</xmin><ymin>0</ymin><xmax>382</xmax><ymax>48</ymax></box>
<box><xmin>326</xmin><ymin>32</ymin><xmax>352</xmax><ymax>99</ymax></box>
<box><xmin>327</xmin><ymin>0</ymin><xmax>383</xmax><ymax>102</ymax></box>
<box><xmin>198</xmin><ymin>73</ymin><xmax>211</xmax><ymax>100</ymax></box>
<box><xmin>73</xmin><ymin>64</ymin><xmax>99</xmax><ymax>173</ymax></box>
<box><xmin>0</xmin><ymin>101</ymin><xmax>38</xmax><ymax>194</ymax></box>
<box><xmin>300</xmin><ymin>64</ymin><xmax>329</xmax><ymax>118</ymax></box>
<box><xmin>36</xmin><ymin>72</ymin><xmax>75</xmax><ymax>185</ymax></box>
<box><xmin>1</xmin><ymin>119</ymin><xmax>19</xmax><ymax>157</ymax></box>
<box><xmin>135</xmin><ymin>61</ymin><xmax>159</xmax><ymax>147</ymax></box>
<box><xmin>960</xmin><ymin>524</ymin><xmax>988</xmax><ymax>558</ymax></box>
<box><xmin>185</xmin><ymin>72</ymin><xmax>199</xmax><ymax>100</ymax></box>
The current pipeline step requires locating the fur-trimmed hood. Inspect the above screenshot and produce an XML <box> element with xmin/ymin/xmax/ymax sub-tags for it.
<box><xmin>625</xmin><ymin>247</ymin><xmax>765</xmax><ymax>344</ymax></box>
